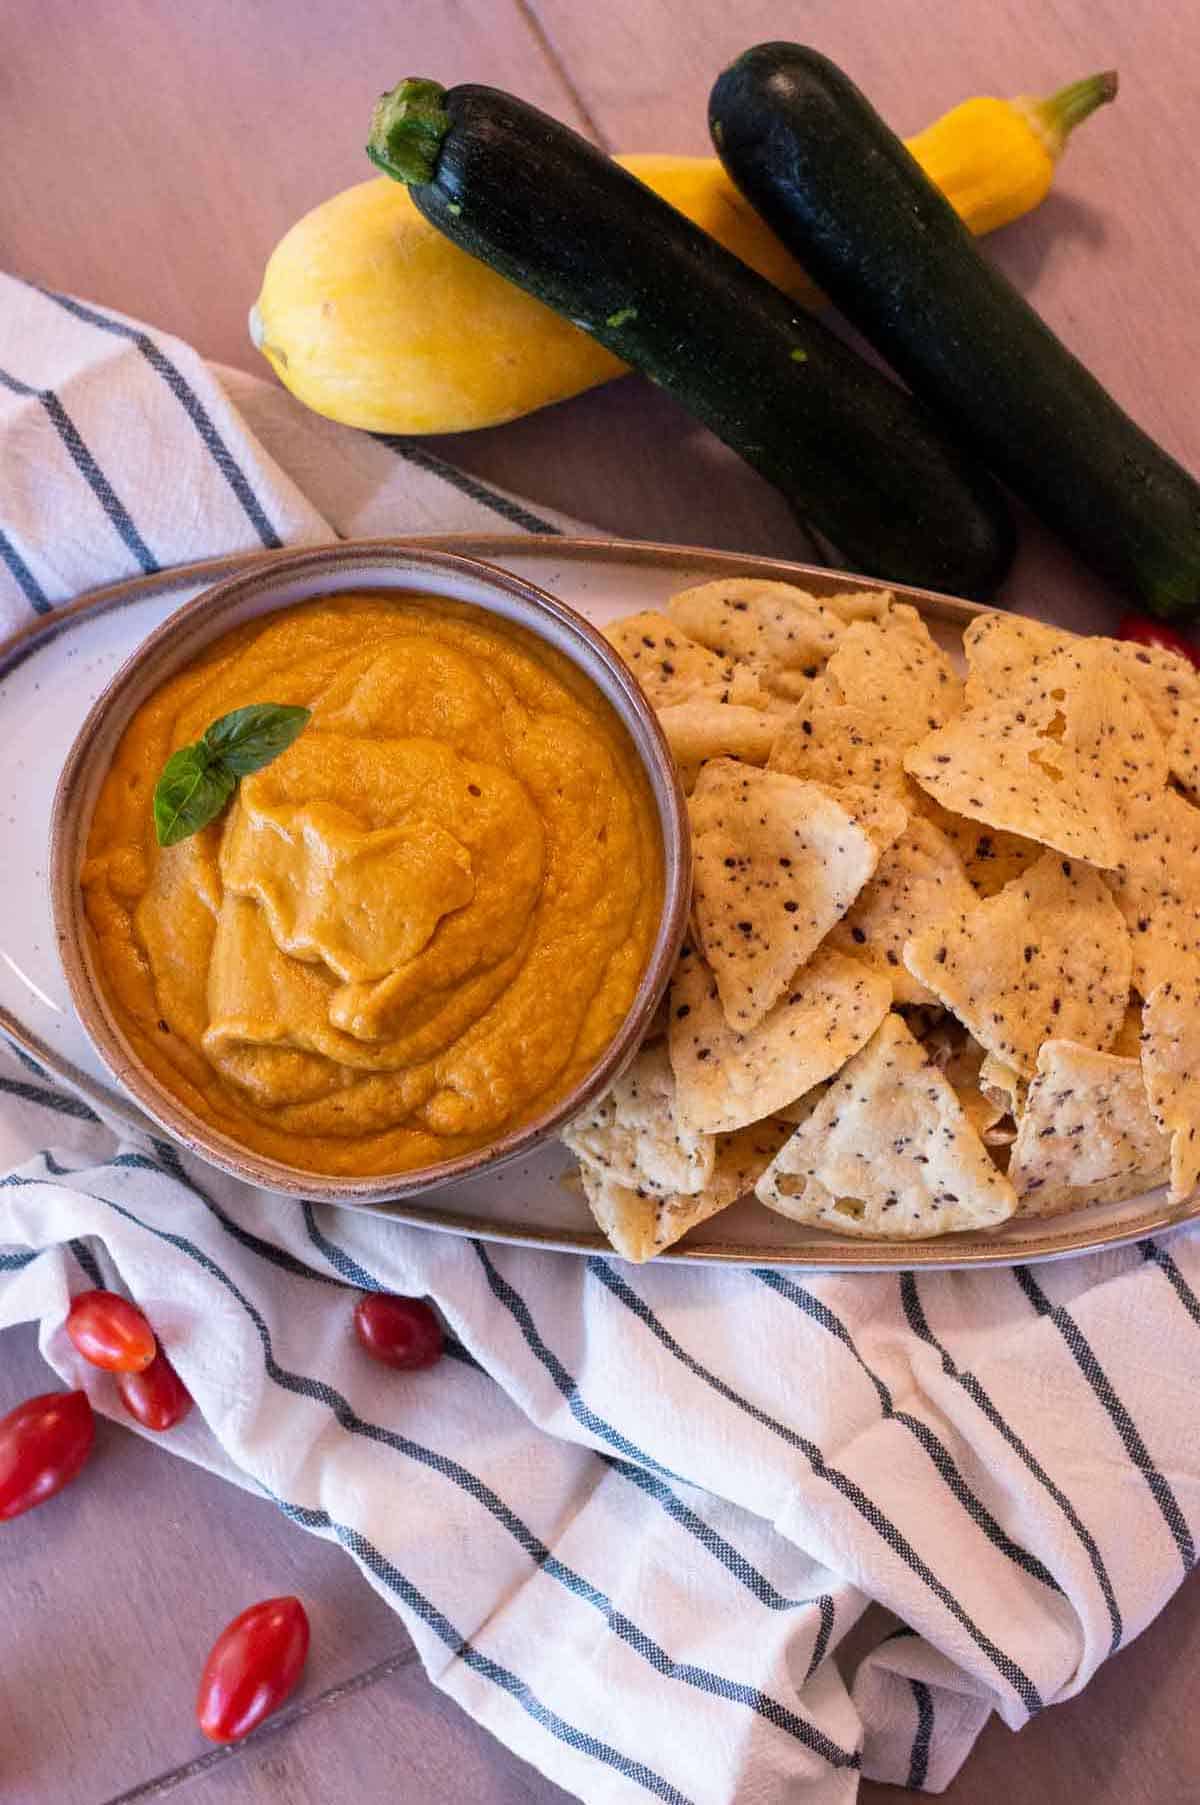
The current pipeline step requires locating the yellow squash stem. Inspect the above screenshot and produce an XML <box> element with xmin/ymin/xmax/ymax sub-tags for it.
<box><xmin>906</xmin><ymin>69</ymin><xmax>1118</xmax><ymax>237</ymax></box>
<box><xmin>252</xmin><ymin>70</ymin><xmax>1118</xmax><ymax>435</ymax></box>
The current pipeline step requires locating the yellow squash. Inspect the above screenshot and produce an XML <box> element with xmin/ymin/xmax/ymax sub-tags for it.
<box><xmin>251</xmin><ymin>73</ymin><xmax>1116</xmax><ymax>435</ymax></box>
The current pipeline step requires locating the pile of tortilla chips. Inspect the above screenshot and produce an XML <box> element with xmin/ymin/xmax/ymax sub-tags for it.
<box><xmin>560</xmin><ymin>580</ymin><xmax>1200</xmax><ymax>1261</ymax></box>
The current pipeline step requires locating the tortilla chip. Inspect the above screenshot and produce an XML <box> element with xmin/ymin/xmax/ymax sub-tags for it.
<box><xmin>905</xmin><ymin>644</ymin><xmax>1166</xmax><ymax>867</ymax></box>
<box><xmin>962</xmin><ymin>613</ymin><xmax>1074</xmax><ymax>709</ymax></box>
<box><xmin>560</xmin><ymin>1042</ymin><xmax>714</xmax><ymax>1197</ymax></box>
<box><xmin>968</xmin><ymin>1092</ymin><xmax>1013</xmax><ymax>1148</ymax></box>
<box><xmin>965</xmin><ymin>612</ymin><xmax>1200</xmax><ymax>749</ymax></box>
<box><xmin>903</xmin><ymin>849</ymin><xmax>1131</xmax><ymax>1077</ymax></box>
<box><xmin>604</xmin><ymin>611</ymin><xmax>739</xmax><ymax>709</ymax></box>
<box><xmin>755</xmin><ymin>1013</ymin><xmax>1015</xmax><ymax>1237</ymax></box>
<box><xmin>769</xmin><ymin>694</ymin><xmax>914</xmax><ymax>830</ymax></box>
<box><xmin>920</xmin><ymin>1023</ymin><xmax>1011</xmax><ymax>1145</ymax></box>
<box><xmin>582</xmin><ymin>1117</ymin><xmax>790</xmax><ymax>1261</ymax></box>
<box><xmin>1141</xmin><ymin>974</ymin><xmax>1200</xmax><ymax>1205</ymax></box>
<box><xmin>821</xmin><ymin>602</ymin><xmax>963</xmax><ymax>734</ymax></box>
<box><xmin>916</xmin><ymin>798</ymin><xmax>1041</xmax><ymax>898</ymax></box>
<box><xmin>824</xmin><ymin>589</ymin><xmax>896</xmax><ymax>624</ymax></box>
<box><xmin>969</xmin><ymin>616</ymin><xmax>1200</xmax><ymax>814</ymax></box>
<box><xmin>827</xmin><ymin>817</ymin><xmax>977</xmax><ymax>1005</ymax></box>
<box><xmin>668</xmin><ymin>940</ymin><xmax>891</xmax><ymax>1133</ymax></box>
<box><xmin>979</xmin><ymin>1051</ymin><xmax>1026</xmax><ymax>1120</ymax></box>
<box><xmin>769</xmin><ymin>604</ymin><xmax>959</xmax><ymax>838</ymax></box>
<box><xmin>689</xmin><ymin>759</ymin><xmax>882</xmax><ymax>1030</ymax></box>
<box><xmin>656</xmin><ymin>701</ymin><xmax>778</xmax><ymax>774</ymax></box>
<box><xmin>1167</xmin><ymin>702</ymin><xmax>1200</xmax><ymax>803</ymax></box>
<box><xmin>773</xmin><ymin>1086</ymin><xmax>828</xmax><ymax>1126</ymax></box>
<box><xmin>1007</xmin><ymin>1039</ymin><xmax>1171</xmax><ymax>1218</ymax></box>
<box><xmin>851</xmin><ymin>796</ymin><xmax>916</xmax><ymax>853</ymax></box>
<box><xmin>1103</xmin><ymin>789</ymin><xmax>1200</xmax><ymax>995</ymax></box>
<box><xmin>667</xmin><ymin>579</ymin><xmax>844</xmax><ymax>699</ymax></box>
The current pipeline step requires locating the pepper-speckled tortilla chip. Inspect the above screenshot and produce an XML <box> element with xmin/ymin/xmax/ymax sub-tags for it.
<box><xmin>1007</xmin><ymin>1040</ymin><xmax>1171</xmax><ymax>1218</ymax></box>
<box><xmin>667</xmin><ymin>579</ymin><xmax>844</xmax><ymax>700</ymax></box>
<box><xmin>827</xmin><ymin>817</ymin><xmax>977</xmax><ymax>1005</ymax></box>
<box><xmin>667</xmin><ymin>940</ymin><xmax>891</xmax><ymax>1133</ymax></box>
<box><xmin>581</xmin><ymin>1117</ymin><xmax>790</xmax><ymax>1261</ymax></box>
<box><xmin>656</xmin><ymin>700</ymin><xmax>778</xmax><ymax>781</ymax></box>
<box><xmin>821</xmin><ymin>602</ymin><xmax>963</xmax><ymax>733</ymax></box>
<box><xmin>769</xmin><ymin>692</ymin><xmax>915</xmax><ymax>836</ymax></box>
<box><xmin>966</xmin><ymin>613</ymin><xmax>1200</xmax><ymax>804</ymax></box>
<box><xmin>921</xmin><ymin>1022</ymin><xmax>1012</xmax><ymax>1146</ymax></box>
<box><xmin>1102</xmin><ymin>789</ymin><xmax>1200</xmax><ymax>995</ymax></box>
<box><xmin>1167</xmin><ymin>702</ymin><xmax>1200</xmax><ymax>804</ymax></box>
<box><xmin>604</xmin><ymin>611</ymin><xmax>743</xmax><ymax>710</ymax></box>
<box><xmin>561</xmin><ymin>1041</ymin><xmax>714</xmax><ymax>1197</ymax></box>
<box><xmin>916</xmin><ymin>798</ymin><xmax>1041</xmax><ymax>898</ymax></box>
<box><xmin>905</xmin><ymin>644</ymin><xmax>1166</xmax><ymax>868</ymax></box>
<box><xmin>773</xmin><ymin>1085</ymin><xmax>829</xmax><ymax>1126</ymax></box>
<box><xmin>903</xmin><ymin>849</ymin><xmax>1132</xmax><ymax>1077</ymax></box>
<box><xmin>689</xmin><ymin>759</ymin><xmax>882</xmax><ymax>1030</ymax></box>
<box><xmin>965</xmin><ymin>612</ymin><xmax>1200</xmax><ymax>743</ymax></box>
<box><xmin>1140</xmin><ymin>974</ymin><xmax>1200</xmax><ymax>1205</ymax></box>
<box><xmin>769</xmin><ymin>604</ymin><xmax>959</xmax><ymax>840</ymax></box>
<box><xmin>755</xmin><ymin>1013</ymin><xmax>1016</xmax><ymax>1237</ymax></box>
<box><xmin>962</xmin><ymin>613</ymin><xmax>1070</xmax><ymax>708</ymax></box>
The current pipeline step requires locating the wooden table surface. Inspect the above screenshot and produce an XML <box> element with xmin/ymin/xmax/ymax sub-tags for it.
<box><xmin>2</xmin><ymin>1</ymin><xmax>1199</xmax><ymax>1800</ymax></box>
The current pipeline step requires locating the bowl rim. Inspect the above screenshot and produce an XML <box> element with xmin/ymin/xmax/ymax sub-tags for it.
<box><xmin>50</xmin><ymin>538</ymin><xmax>692</xmax><ymax>1202</ymax></box>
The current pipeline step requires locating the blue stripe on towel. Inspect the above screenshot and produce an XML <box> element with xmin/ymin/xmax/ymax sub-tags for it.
<box><xmin>907</xmin><ymin>1679</ymin><xmax>934</xmax><ymax>1789</ymax></box>
<box><xmin>589</xmin><ymin>1257</ymin><xmax>1043</xmax><ymax>1715</ymax></box>
<box><xmin>757</xmin><ymin>1270</ymin><xmax>1062</xmax><ymax>1596</ymax></box>
<box><xmin>0</xmin><ymin>527</ymin><xmax>51</xmax><ymax>613</ymax></box>
<box><xmin>1016</xmin><ymin>1265</ymin><xmax>1194</xmax><ymax>1574</ymax></box>
<box><xmin>0</xmin><ymin>364</ymin><xmax>157</xmax><ymax>573</ymax></box>
<box><xmin>32</xmin><ymin>285</ymin><xmax>283</xmax><ymax>550</ymax></box>
<box><xmin>900</xmin><ymin>1272</ymin><xmax>1123</xmax><ymax>1653</ymax></box>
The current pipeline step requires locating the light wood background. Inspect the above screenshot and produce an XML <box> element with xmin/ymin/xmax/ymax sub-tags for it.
<box><xmin>2</xmin><ymin>1</ymin><xmax>1199</xmax><ymax>1800</ymax></box>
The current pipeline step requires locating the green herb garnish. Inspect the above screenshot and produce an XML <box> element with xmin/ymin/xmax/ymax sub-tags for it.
<box><xmin>153</xmin><ymin>703</ymin><xmax>310</xmax><ymax>846</ymax></box>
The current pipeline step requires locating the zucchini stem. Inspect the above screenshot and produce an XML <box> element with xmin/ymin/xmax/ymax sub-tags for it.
<box><xmin>367</xmin><ymin>78</ymin><xmax>450</xmax><ymax>185</ymax></box>
<box><xmin>1024</xmin><ymin>70</ymin><xmax>1119</xmax><ymax>159</ymax></box>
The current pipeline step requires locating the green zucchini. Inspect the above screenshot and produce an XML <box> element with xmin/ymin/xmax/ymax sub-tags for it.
<box><xmin>709</xmin><ymin>44</ymin><xmax>1200</xmax><ymax>621</ymax></box>
<box><xmin>366</xmin><ymin>78</ymin><xmax>1014</xmax><ymax>599</ymax></box>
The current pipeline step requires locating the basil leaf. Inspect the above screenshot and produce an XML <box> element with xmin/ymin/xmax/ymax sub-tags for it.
<box><xmin>153</xmin><ymin>747</ymin><xmax>236</xmax><ymax>847</ymax></box>
<box><xmin>152</xmin><ymin>701</ymin><xmax>310</xmax><ymax>846</ymax></box>
<box><xmin>201</xmin><ymin>703</ymin><xmax>311</xmax><ymax>776</ymax></box>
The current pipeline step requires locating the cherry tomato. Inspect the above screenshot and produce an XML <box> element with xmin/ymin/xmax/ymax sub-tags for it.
<box><xmin>0</xmin><ymin>1390</ymin><xmax>95</xmax><ymax>1521</ymax></box>
<box><xmin>353</xmin><ymin>1293</ymin><xmax>444</xmax><ymax>1370</ymax></box>
<box><xmin>196</xmin><ymin>1596</ymin><xmax>311</xmax><ymax>1743</ymax></box>
<box><xmin>66</xmin><ymin>1289</ymin><xmax>157</xmax><ymax>1373</ymax></box>
<box><xmin>117</xmin><ymin>1348</ymin><xmax>193</xmax><ymax>1432</ymax></box>
<box><xmin>1118</xmin><ymin>613</ymin><xmax>1200</xmax><ymax>668</ymax></box>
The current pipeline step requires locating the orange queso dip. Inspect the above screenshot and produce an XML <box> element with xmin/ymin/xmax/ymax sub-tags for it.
<box><xmin>82</xmin><ymin>593</ymin><xmax>664</xmax><ymax>1176</ymax></box>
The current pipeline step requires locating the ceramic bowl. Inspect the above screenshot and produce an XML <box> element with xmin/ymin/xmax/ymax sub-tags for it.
<box><xmin>50</xmin><ymin>540</ymin><xmax>691</xmax><ymax>1202</ymax></box>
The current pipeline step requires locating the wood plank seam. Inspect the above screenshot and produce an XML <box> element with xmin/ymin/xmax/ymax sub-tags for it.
<box><xmin>512</xmin><ymin>0</ymin><xmax>612</xmax><ymax>148</ymax></box>
<box><xmin>99</xmin><ymin>1645</ymin><xmax>420</xmax><ymax>1805</ymax></box>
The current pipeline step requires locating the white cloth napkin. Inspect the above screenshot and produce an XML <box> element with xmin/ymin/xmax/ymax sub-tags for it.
<box><xmin>4</xmin><ymin>275</ymin><xmax>1200</xmax><ymax>1805</ymax></box>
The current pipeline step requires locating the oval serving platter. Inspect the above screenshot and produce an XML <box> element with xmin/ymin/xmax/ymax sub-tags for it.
<box><xmin>4</xmin><ymin>533</ymin><xmax>1197</xmax><ymax>1270</ymax></box>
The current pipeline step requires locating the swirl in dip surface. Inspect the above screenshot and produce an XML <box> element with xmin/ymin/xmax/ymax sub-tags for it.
<box><xmin>82</xmin><ymin>593</ymin><xmax>664</xmax><ymax>1176</ymax></box>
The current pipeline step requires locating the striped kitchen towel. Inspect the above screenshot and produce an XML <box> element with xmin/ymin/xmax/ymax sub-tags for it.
<box><xmin>3</xmin><ymin>276</ymin><xmax>1200</xmax><ymax>1804</ymax></box>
